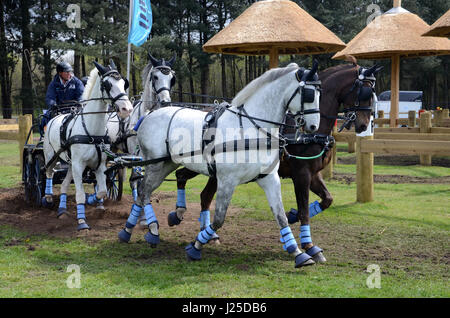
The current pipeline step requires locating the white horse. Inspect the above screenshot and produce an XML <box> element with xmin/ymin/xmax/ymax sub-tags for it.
<box><xmin>42</xmin><ymin>61</ymin><xmax>133</xmax><ymax>231</ymax></box>
<box><xmin>119</xmin><ymin>62</ymin><xmax>324</xmax><ymax>268</ymax></box>
<box><xmin>106</xmin><ymin>54</ymin><xmax>176</xmax><ymax>202</ymax></box>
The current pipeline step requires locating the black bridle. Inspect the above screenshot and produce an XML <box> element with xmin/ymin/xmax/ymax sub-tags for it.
<box><xmin>336</xmin><ymin>67</ymin><xmax>377</xmax><ymax>132</ymax></box>
<box><xmin>99</xmin><ymin>70</ymin><xmax>129</xmax><ymax>110</ymax></box>
<box><xmin>151</xmin><ymin>66</ymin><xmax>176</xmax><ymax>97</ymax></box>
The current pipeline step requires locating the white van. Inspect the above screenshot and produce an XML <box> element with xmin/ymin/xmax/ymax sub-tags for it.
<box><xmin>376</xmin><ymin>91</ymin><xmax>423</xmax><ymax>118</ymax></box>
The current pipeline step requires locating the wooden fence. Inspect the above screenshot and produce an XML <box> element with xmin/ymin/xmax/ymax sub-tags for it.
<box><xmin>328</xmin><ymin>110</ymin><xmax>450</xmax><ymax>203</ymax></box>
<box><xmin>0</xmin><ymin>115</ymin><xmax>33</xmax><ymax>173</ymax></box>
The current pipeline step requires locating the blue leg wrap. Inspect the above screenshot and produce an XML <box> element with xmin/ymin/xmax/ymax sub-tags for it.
<box><xmin>45</xmin><ymin>178</ymin><xmax>53</xmax><ymax>195</ymax></box>
<box><xmin>309</xmin><ymin>201</ymin><xmax>323</xmax><ymax>218</ymax></box>
<box><xmin>198</xmin><ymin>210</ymin><xmax>211</xmax><ymax>230</ymax></box>
<box><xmin>126</xmin><ymin>204</ymin><xmax>143</xmax><ymax>229</ymax></box>
<box><xmin>57</xmin><ymin>194</ymin><xmax>67</xmax><ymax>217</ymax></box>
<box><xmin>300</xmin><ymin>225</ymin><xmax>312</xmax><ymax>249</ymax></box>
<box><xmin>76</xmin><ymin>204</ymin><xmax>90</xmax><ymax>230</ymax></box>
<box><xmin>176</xmin><ymin>189</ymin><xmax>186</xmax><ymax>208</ymax></box>
<box><xmin>287</xmin><ymin>201</ymin><xmax>324</xmax><ymax>224</ymax></box>
<box><xmin>196</xmin><ymin>225</ymin><xmax>216</xmax><ymax>244</ymax></box>
<box><xmin>280</xmin><ymin>226</ymin><xmax>298</xmax><ymax>254</ymax></box>
<box><xmin>144</xmin><ymin>204</ymin><xmax>158</xmax><ymax>225</ymax></box>
<box><xmin>77</xmin><ymin>204</ymin><xmax>86</xmax><ymax>220</ymax></box>
<box><xmin>132</xmin><ymin>188</ymin><xmax>138</xmax><ymax>202</ymax></box>
<box><xmin>86</xmin><ymin>193</ymin><xmax>101</xmax><ymax>205</ymax></box>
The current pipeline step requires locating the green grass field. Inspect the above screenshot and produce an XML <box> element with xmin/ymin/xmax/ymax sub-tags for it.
<box><xmin>0</xmin><ymin>141</ymin><xmax>449</xmax><ymax>298</ymax></box>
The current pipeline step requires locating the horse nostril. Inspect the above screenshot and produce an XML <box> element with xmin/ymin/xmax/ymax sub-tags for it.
<box><xmin>310</xmin><ymin>125</ymin><xmax>317</xmax><ymax>131</ymax></box>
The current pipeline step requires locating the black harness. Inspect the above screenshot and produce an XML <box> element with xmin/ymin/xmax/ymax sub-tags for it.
<box><xmin>328</xmin><ymin>67</ymin><xmax>377</xmax><ymax>132</ymax></box>
<box><xmin>45</xmin><ymin>71</ymin><xmax>127</xmax><ymax>171</ymax></box>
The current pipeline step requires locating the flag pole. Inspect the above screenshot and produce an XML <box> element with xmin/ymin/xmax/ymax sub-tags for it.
<box><xmin>126</xmin><ymin>0</ymin><xmax>134</xmax><ymax>95</ymax></box>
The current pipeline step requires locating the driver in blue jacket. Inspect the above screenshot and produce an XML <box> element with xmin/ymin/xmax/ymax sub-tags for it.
<box><xmin>39</xmin><ymin>62</ymin><xmax>85</xmax><ymax>137</ymax></box>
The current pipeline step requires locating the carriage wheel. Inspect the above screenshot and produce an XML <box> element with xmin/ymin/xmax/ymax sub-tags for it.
<box><xmin>22</xmin><ymin>152</ymin><xmax>33</xmax><ymax>203</ymax></box>
<box><xmin>106</xmin><ymin>167</ymin><xmax>123</xmax><ymax>201</ymax></box>
<box><xmin>32</xmin><ymin>154</ymin><xmax>46</xmax><ymax>207</ymax></box>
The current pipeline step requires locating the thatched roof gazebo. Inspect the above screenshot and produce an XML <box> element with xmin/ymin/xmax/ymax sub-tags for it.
<box><xmin>422</xmin><ymin>9</ymin><xmax>450</xmax><ymax>38</ymax></box>
<box><xmin>203</xmin><ymin>0</ymin><xmax>346</xmax><ymax>69</ymax></box>
<box><xmin>333</xmin><ymin>0</ymin><xmax>450</xmax><ymax>127</ymax></box>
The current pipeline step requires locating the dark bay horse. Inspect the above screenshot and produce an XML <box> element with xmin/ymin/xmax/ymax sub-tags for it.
<box><xmin>169</xmin><ymin>62</ymin><xmax>383</xmax><ymax>263</ymax></box>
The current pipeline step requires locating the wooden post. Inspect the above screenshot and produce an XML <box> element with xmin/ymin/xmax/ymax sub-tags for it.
<box><xmin>377</xmin><ymin>110</ymin><xmax>384</xmax><ymax>128</ymax></box>
<box><xmin>390</xmin><ymin>54</ymin><xmax>400</xmax><ymax>128</ymax></box>
<box><xmin>269</xmin><ymin>48</ymin><xmax>279</xmax><ymax>69</ymax></box>
<box><xmin>18</xmin><ymin>114</ymin><xmax>33</xmax><ymax>173</ymax></box>
<box><xmin>434</xmin><ymin>109</ymin><xmax>444</xmax><ymax>127</ymax></box>
<box><xmin>356</xmin><ymin>135</ymin><xmax>374</xmax><ymax>203</ymax></box>
<box><xmin>348</xmin><ymin>136</ymin><xmax>356</xmax><ymax>153</ymax></box>
<box><xmin>443</xmin><ymin>108</ymin><xmax>449</xmax><ymax>119</ymax></box>
<box><xmin>408</xmin><ymin>110</ymin><xmax>416</xmax><ymax>127</ymax></box>
<box><xmin>322</xmin><ymin>126</ymin><xmax>337</xmax><ymax>180</ymax></box>
<box><xmin>419</xmin><ymin>111</ymin><xmax>432</xmax><ymax>166</ymax></box>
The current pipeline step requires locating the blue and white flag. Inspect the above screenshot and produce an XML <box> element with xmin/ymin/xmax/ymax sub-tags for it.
<box><xmin>128</xmin><ymin>0</ymin><xmax>152</xmax><ymax>47</ymax></box>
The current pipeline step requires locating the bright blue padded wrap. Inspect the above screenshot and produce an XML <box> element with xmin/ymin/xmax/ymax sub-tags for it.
<box><xmin>198</xmin><ymin>210</ymin><xmax>211</xmax><ymax>229</ymax></box>
<box><xmin>144</xmin><ymin>204</ymin><xmax>157</xmax><ymax>225</ymax></box>
<box><xmin>309</xmin><ymin>201</ymin><xmax>323</xmax><ymax>218</ymax></box>
<box><xmin>77</xmin><ymin>204</ymin><xmax>86</xmax><ymax>220</ymax></box>
<box><xmin>176</xmin><ymin>189</ymin><xmax>186</xmax><ymax>208</ymax></box>
<box><xmin>280</xmin><ymin>226</ymin><xmax>298</xmax><ymax>254</ymax></box>
<box><xmin>300</xmin><ymin>225</ymin><xmax>312</xmax><ymax>247</ymax></box>
<box><xmin>59</xmin><ymin>193</ymin><xmax>67</xmax><ymax>209</ymax></box>
<box><xmin>87</xmin><ymin>193</ymin><xmax>101</xmax><ymax>205</ymax></box>
<box><xmin>126</xmin><ymin>204</ymin><xmax>143</xmax><ymax>228</ymax></box>
<box><xmin>196</xmin><ymin>225</ymin><xmax>216</xmax><ymax>244</ymax></box>
<box><xmin>45</xmin><ymin>178</ymin><xmax>53</xmax><ymax>195</ymax></box>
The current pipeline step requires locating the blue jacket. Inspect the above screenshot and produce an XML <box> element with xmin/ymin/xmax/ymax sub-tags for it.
<box><xmin>45</xmin><ymin>74</ymin><xmax>84</xmax><ymax>109</ymax></box>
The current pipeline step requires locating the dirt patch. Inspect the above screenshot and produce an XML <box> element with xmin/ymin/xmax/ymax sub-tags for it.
<box><xmin>333</xmin><ymin>173</ymin><xmax>450</xmax><ymax>184</ymax></box>
<box><xmin>338</xmin><ymin>154</ymin><xmax>450</xmax><ymax>168</ymax></box>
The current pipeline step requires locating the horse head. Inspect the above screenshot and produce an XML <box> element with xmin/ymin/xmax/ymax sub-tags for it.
<box><xmin>288</xmin><ymin>60</ymin><xmax>321</xmax><ymax>133</ymax></box>
<box><xmin>339</xmin><ymin>63</ymin><xmax>383</xmax><ymax>133</ymax></box>
<box><xmin>94</xmin><ymin>60</ymin><xmax>133</xmax><ymax>119</ymax></box>
<box><xmin>147</xmin><ymin>53</ymin><xmax>177</xmax><ymax>107</ymax></box>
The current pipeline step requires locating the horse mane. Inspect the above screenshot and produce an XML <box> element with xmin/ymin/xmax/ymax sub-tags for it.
<box><xmin>140</xmin><ymin>62</ymin><xmax>157</xmax><ymax>111</ymax></box>
<box><xmin>319</xmin><ymin>63</ymin><xmax>357</xmax><ymax>82</ymax></box>
<box><xmin>142</xmin><ymin>62</ymin><xmax>152</xmax><ymax>84</ymax></box>
<box><xmin>82</xmin><ymin>68</ymin><xmax>99</xmax><ymax>100</ymax></box>
<box><xmin>232</xmin><ymin>63</ymin><xmax>299</xmax><ymax>107</ymax></box>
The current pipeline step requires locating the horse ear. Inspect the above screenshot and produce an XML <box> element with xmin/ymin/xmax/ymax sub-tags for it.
<box><xmin>109</xmin><ymin>59</ymin><xmax>117</xmax><ymax>70</ymax></box>
<box><xmin>167</xmin><ymin>54</ymin><xmax>176</xmax><ymax>68</ymax></box>
<box><xmin>363</xmin><ymin>64</ymin><xmax>378</xmax><ymax>77</ymax></box>
<box><xmin>93</xmin><ymin>61</ymin><xmax>108</xmax><ymax>76</ymax></box>
<box><xmin>374</xmin><ymin>65</ymin><xmax>384</xmax><ymax>75</ymax></box>
<box><xmin>148</xmin><ymin>53</ymin><xmax>160</xmax><ymax>67</ymax></box>
<box><xmin>306</xmin><ymin>59</ymin><xmax>319</xmax><ymax>80</ymax></box>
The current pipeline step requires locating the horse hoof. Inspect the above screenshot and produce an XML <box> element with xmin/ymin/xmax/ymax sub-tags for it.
<box><xmin>209</xmin><ymin>238</ymin><xmax>221</xmax><ymax>245</ymax></box>
<box><xmin>57</xmin><ymin>208</ymin><xmax>67</xmax><ymax>219</ymax></box>
<box><xmin>312</xmin><ymin>252</ymin><xmax>327</xmax><ymax>263</ymax></box>
<box><xmin>167</xmin><ymin>211</ymin><xmax>182</xmax><ymax>227</ymax></box>
<box><xmin>118</xmin><ymin>229</ymin><xmax>131</xmax><ymax>243</ymax></box>
<box><xmin>144</xmin><ymin>231</ymin><xmax>160</xmax><ymax>247</ymax></box>
<box><xmin>287</xmin><ymin>208</ymin><xmax>299</xmax><ymax>224</ymax></box>
<box><xmin>96</xmin><ymin>204</ymin><xmax>105</xmax><ymax>211</ymax></box>
<box><xmin>42</xmin><ymin>197</ymin><xmax>54</xmax><ymax>209</ymax></box>
<box><xmin>77</xmin><ymin>223</ymin><xmax>90</xmax><ymax>231</ymax></box>
<box><xmin>185</xmin><ymin>242</ymin><xmax>201</xmax><ymax>261</ymax></box>
<box><xmin>294</xmin><ymin>252</ymin><xmax>315</xmax><ymax>268</ymax></box>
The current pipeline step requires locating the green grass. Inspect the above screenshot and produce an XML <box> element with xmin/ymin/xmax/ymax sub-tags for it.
<box><xmin>0</xmin><ymin>140</ymin><xmax>449</xmax><ymax>298</ymax></box>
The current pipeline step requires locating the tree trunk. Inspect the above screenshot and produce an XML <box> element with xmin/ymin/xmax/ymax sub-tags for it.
<box><xmin>0</xmin><ymin>2</ymin><xmax>12</xmax><ymax>118</ymax></box>
<box><xmin>20</xmin><ymin>0</ymin><xmax>34</xmax><ymax>115</ymax></box>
